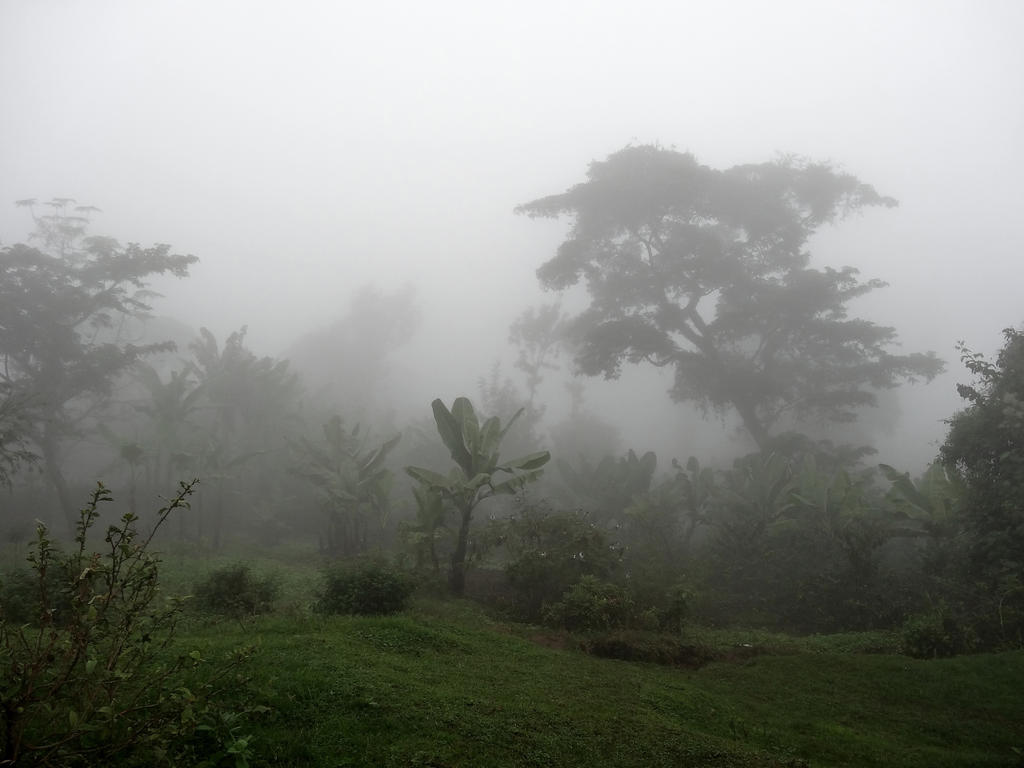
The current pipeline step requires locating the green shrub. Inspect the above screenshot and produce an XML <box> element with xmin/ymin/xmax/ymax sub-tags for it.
<box><xmin>502</xmin><ymin>503</ymin><xmax>620</xmax><ymax>622</ymax></box>
<box><xmin>901</xmin><ymin>603</ymin><xmax>978</xmax><ymax>658</ymax></box>
<box><xmin>581</xmin><ymin>629</ymin><xmax>711</xmax><ymax>667</ymax></box>
<box><xmin>0</xmin><ymin>481</ymin><xmax>256</xmax><ymax>766</ymax></box>
<box><xmin>193</xmin><ymin>563</ymin><xmax>280</xmax><ymax>619</ymax></box>
<box><xmin>544</xmin><ymin>576</ymin><xmax>633</xmax><ymax>632</ymax></box>
<box><xmin>317</xmin><ymin>559</ymin><xmax>415</xmax><ymax>615</ymax></box>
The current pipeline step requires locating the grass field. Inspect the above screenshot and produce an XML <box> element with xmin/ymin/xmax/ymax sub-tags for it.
<box><xmin>174</xmin><ymin>595</ymin><xmax>1024</xmax><ymax>767</ymax></box>
<box><xmin>3</xmin><ymin>541</ymin><xmax>1021</xmax><ymax>767</ymax></box>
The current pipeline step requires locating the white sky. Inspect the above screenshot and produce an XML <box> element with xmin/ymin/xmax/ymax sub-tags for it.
<box><xmin>2</xmin><ymin>0</ymin><xmax>1022</xmax><ymax>469</ymax></box>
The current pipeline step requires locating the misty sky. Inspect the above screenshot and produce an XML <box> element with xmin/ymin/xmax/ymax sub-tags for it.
<box><xmin>2</xmin><ymin>0</ymin><xmax>1022</xmax><ymax>469</ymax></box>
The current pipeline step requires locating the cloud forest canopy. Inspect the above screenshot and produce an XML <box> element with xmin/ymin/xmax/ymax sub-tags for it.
<box><xmin>516</xmin><ymin>145</ymin><xmax>943</xmax><ymax>449</ymax></box>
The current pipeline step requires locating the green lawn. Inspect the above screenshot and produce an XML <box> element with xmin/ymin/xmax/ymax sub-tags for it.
<box><xmin>175</xmin><ymin>600</ymin><xmax>1024</xmax><ymax>767</ymax></box>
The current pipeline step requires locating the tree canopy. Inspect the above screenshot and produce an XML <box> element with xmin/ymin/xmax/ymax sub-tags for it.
<box><xmin>0</xmin><ymin>214</ymin><xmax>196</xmax><ymax>528</ymax></box>
<box><xmin>941</xmin><ymin>327</ymin><xmax>1024</xmax><ymax>573</ymax></box>
<box><xmin>516</xmin><ymin>145</ymin><xmax>943</xmax><ymax>449</ymax></box>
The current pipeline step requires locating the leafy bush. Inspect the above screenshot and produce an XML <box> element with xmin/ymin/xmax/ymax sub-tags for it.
<box><xmin>317</xmin><ymin>559</ymin><xmax>415</xmax><ymax>615</ymax></box>
<box><xmin>544</xmin><ymin>576</ymin><xmax>633</xmax><ymax>632</ymax></box>
<box><xmin>901</xmin><ymin>603</ymin><xmax>978</xmax><ymax>658</ymax></box>
<box><xmin>581</xmin><ymin>629</ymin><xmax>711</xmax><ymax>667</ymax></box>
<box><xmin>502</xmin><ymin>502</ymin><xmax>620</xmax><ymax>622</ymax></box>
<box><xmin>193</xmin><ymin>563</ymin><xmax>280</xmax><ymax>620</ymax></box>
<box><xmin>0</xmin><ymin>481</ymin><xmax>256</xmax><ymax>766</ymax></box>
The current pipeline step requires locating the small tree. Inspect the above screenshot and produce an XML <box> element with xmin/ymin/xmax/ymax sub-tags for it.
<box><xmin>406</xmin><ymin>398</ymin><xmax>550</xmax><ymax>595</ymax></box>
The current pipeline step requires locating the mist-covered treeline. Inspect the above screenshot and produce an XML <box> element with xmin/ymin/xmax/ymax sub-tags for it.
<box><xmin>2</xmin><ymin>144</ymin><xmax>1022</xmax><ymax>657</ymax></box>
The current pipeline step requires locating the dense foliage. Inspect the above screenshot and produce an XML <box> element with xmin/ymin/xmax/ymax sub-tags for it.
<box><xmin>942</xmin><ymin>328</ymin><xmax>1024</xmax><ymax>575</ymax></box>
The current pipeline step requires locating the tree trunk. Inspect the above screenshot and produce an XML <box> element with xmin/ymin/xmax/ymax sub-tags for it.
<box><xmin>732</xmin><ymin>396</ymin><xmax>770</xmax><ymax>452</ymax></box>
<box><xmin>448</xmin><ymin>506</ymin><xmax>474</xmax><ymax>596</ymax></box>
<box><xmin>429</xmin><ymin>525</ymin><xmax>440</xmax><ymax>575</ymax></box>
<box><xmin>687</xmin><ymin>339</ymin><xmax>771</xmax><ymax>451</ymax></box>
<box><xmin>212</xmin><ymin>478</ymin><xmax>225</xmax><ymax>551</ymax></box>
<box><xmin>40</xmin><ymin>426</ymin><xmax>77</xmax><ymax>534</ymax></box>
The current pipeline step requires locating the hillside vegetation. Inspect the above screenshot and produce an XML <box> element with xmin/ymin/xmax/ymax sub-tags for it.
<box><xmin>177</xmin><ymin>597</ymin><xmax>1024</xmax><ymax>768</ymax></box>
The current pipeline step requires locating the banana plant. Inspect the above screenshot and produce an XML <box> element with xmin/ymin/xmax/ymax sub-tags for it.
<box><xmin>400</xmin><ymin>484</ymin><xmax>447</xmax><ymax>574</ymax></box>
<box><xmin>406</xmin><ymin>397</ymin><xmax>550</xmax><ymax>595</ymax></box>
<box><xmin>671</xmin><ymin>455</ymin><xmax>719</xmax><ymax>549</ymax></box>
<box><xmin>713</xmin><ymin>452</ymin><xmax>798</xmax><ymax>553</ymax></box>
<box><xmin>557</xmin><ymin>449</ymin><xmax>657</xmax><ymax>525</ymax></box>
<box><xmin>791</xmin><ymin>455</ymin><xmax>889</xmax><ymax>576</ymax></box>
<box><xmin>131</xmin><ymin>362</ymin><xmax>205</xmax><ymax>493</ymax></box>
<box><xmin>791</xmin><ymin>455</ymin><xmax>869</xmax><ymax>534</ymax></box>
<box><xmin>292</xmin><ymin>416</ymin><xmax>401</xmax><ymax>556</ymax></box>
<box><xmin>879</xmin><ymin>461</ymin><xmax>966</xmax><ymax>540</ymax></box>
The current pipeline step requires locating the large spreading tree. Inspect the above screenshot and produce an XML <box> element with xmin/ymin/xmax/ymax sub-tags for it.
<box><xmin>0</xmin><ymin>200</ymin><xmax>196</xmax><ymax>529</ymax></box>
<box><xmin>516</xmin><ymin>145</ymin><xmax>943</xmax><ymax>449</ymax></box>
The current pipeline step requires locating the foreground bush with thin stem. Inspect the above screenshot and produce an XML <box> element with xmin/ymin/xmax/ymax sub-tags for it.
<box><xmin>0</xmin><ymin>480</ymin><xmax>255</xmax><ymax>766</ymax></box>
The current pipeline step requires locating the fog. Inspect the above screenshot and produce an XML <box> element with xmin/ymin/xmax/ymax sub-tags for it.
<box><xmin>2</xmin><ymin>0</ymin><xmax>1022</xmax><ymax>470</ymax></box>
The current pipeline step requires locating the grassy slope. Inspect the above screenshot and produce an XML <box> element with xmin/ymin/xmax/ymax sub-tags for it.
<box><xmin>178</xmin><ymin>601</ymin><xmax>1024</xmax><ymax>768</ymax></box>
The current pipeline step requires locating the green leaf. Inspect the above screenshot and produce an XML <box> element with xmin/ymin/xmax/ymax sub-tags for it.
<box><xmin>464</xmin><ymin>472</ymin><xmax>492</xmax><ymax>492</ymax></box>
<box><xmin>497</xmin><ymin>407</ymin><xmax>525</xmax><ymax>444</ymax></box>
<box><xmin>406</xmin><ymin>465</ymin><xmax>451</xmax><ymax>490</ymax></box>
<box><xmin>498</xmin><ymin>450</ymin><xmax>551</xmax><ymax>472</ymax></box>
<box><xmin>452</xmin><ymin>397</ymin><xmax>481</xmax><ymax>456</ymax></box>
<box><xmin>638</xmin><ymin>451</ymin><xmax>657</xmax><ymax>476</ymax></box>
<box><xmin>359</xmin><ymin>432</ymin><xmax>402</xmax><ymax>475</ymax></box>
<box><xmin>880</xmin><ymin>463</ymin><xmax>933</xmax><ymax>512</ymax></box>
<box><xmin>431</xmin><ymin>399</ymin><xmax>473</xmax><ymax>474</ymax></box>
<box><xmin>491</xmin><ymin>468</ymin><xmax>545</xmax><ymax>495</ymax></box>
<box><xmin>478</xmin><ymin>416</ymin><xmax>502</xmax><ymax>458</ymax></box>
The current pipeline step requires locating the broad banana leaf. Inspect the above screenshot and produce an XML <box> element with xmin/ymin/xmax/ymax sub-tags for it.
<box><xmin>478</xmin><ymin>416</ymin><xmax>503</xmax><ymax>458</ymax></box>
<box><xmin>358</xmin><ymin>432</ymin><xmax>402</xmax><ymax>475</ymax></box>
<box><xmin>451</xmin><ymin>397</ymin><xmax>481</xmax><ymax>456</ymax></box>
<box><xmin>497</xmin><ymin>407</ymin><xmax>525</xmax><ymax>444</ymax></box>
<box><xmin>405</xmin><ymin>465</ymin><xmax>452</xmax><ymax>490</ymax></box>
<box><xmin>491</xmin><ymin>467</ymin><xmax>545</xmax><ymax>495</ymax></box>
<box><xmin>431</xmin><ymin>398</ymin><xmax>474</xmax><ymax>474</ymax></box>
<box><xmin>497</xmin><ymin>450</ymin><xmax>551</xmax><ymax>473</ymax></box>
